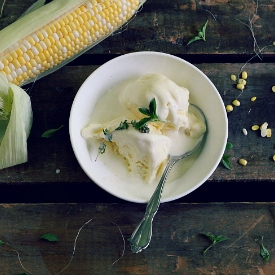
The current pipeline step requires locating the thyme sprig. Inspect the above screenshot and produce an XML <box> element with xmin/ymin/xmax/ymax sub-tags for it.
<box><xmin>97</xmin><ymin>98</ymin><xmax>160</xmax><ymax>156</ymax></box>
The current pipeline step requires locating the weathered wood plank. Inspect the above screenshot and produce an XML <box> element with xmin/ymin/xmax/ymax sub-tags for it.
<box><xmin>1</xmin><ymin>62</ymin><xmax>275</xmax><ymax>185</ymax></box>
<box><xmin>0</xmin><ymin>0</ymin><xmax>275</xmax><ymax>55</ymax></box>
<box><xmin>0</xmin><ymin>203</ymin><xmax>274</xmax><ymax>274</ymax></box>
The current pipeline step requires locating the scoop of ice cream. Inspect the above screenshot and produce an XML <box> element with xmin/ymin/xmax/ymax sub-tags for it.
<box><xmin>119</xmin><ymin>73</ymin><xmax>189</xmax><ymax>130</ymax></box>
<box><xmin>111</xmin><ymin>127</ymin><xmax>171</xmax><ymax>184</ymax></box>
<box><xmin>81</xmin><ymin>73</ymin><xmax>206</xmax><ymax>185</ymax></box>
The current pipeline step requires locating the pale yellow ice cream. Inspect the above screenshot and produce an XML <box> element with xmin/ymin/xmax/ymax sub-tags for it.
<box><xmin>111</xmin><ymin>128</ymin><xmax>171</xmax><ymax>183</ymax></box>
<box><xmin>120</xmin><ymin>73</ymin><xmax>189</xmax><ymax>131</ymax></box>
<box><xmin>81</xmin><ymin>73</ymin><xmax>206</xmax><ymax>184</ymax></box>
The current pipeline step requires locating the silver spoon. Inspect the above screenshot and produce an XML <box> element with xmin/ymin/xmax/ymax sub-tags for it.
<box><xmin>128</xmin><ymin>104</ymin><xmax>207</xmax><ymax>253</ymax></box>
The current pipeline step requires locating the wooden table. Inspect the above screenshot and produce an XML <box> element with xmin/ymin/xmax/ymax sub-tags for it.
<box><xmin>1</xmin><ymin>0</ymin><xmax>275</xmax><ymax>274</ymax></box>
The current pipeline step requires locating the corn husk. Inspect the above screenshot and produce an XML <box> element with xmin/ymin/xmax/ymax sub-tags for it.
<box><xmin>0</xmin><ymin>73</ymin><xmax>32</xmax><ymax>169</ymax></box>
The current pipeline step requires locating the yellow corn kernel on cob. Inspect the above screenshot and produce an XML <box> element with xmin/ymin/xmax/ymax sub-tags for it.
<box><xmin>0</xmin><ymin>0</ymin><xmax>145</xmax><ymax>86</ymax></box>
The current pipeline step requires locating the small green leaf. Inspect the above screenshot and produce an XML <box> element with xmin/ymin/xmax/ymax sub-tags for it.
<box><xmin>40</xmin><ymin>233</ymin><xmax>59</xmax><ymax>242</ymax></box>
<box><xmin>41</xmin><ymin>125</ymin><xmax>63</xmax><ymax>138</ymax></box>
<box><xmin>138</xmin><ymin>107</ymin><xmax>151</xmax><ymax>116</ymax></box>
<box><xmin>0</xmin><ymin>240</ymin><xmax>6</xmax><ymax>246</ymax></box>
<box><xmin>202</xmin><ymin>233</ymin><xmax>230</xmax><ymax>254</ymax></box>
<box><xmin>222</xmin><ymin>154</ymin><xmax>231</xmax><ymax>170</ymax></box>
<box><xmin>221</xmin><ymin>142</ymin><xmax>233</xmax><ymax>169</ymax></box>
<box><xmin>132</xmin><ymin>117</ymin><xmax>151</xmax><ymax>132</ymax></box>
<box><xmin>187</xmin><ymin>20</ymin><xmax>208</xmax><ymax>45</ymax></box>
<box><xmin>198</xmin><ymin>31</ymin><xmax>204</xmax><ymax>38</ymax></box>
<box><xmin>201</xmin><ymin>20</ymin><xmax>208</xmax><ymax>40</ymax></box>
<box><xmin>260</xmin><ymin>245</ymin><xmax>270</xmax><ymax>261</ymax></box>
<box><xmin>225</xmin><ymin>142</ymin><xmax>233</xmax><ymax>150</ymax></box>
<box><xmin>149</xmin><ymin>98</ymin><xmax>157</xmax><ymax>116</ymax></box>
<box><xmin>256</xmin><ymin>236</ymin><xmax>270</xmax><ymax>261</ymax></box>
<box><xmin>187</xmin><ymin>36</ymin><xmax>202</xmax><ymax>46</ymax></box>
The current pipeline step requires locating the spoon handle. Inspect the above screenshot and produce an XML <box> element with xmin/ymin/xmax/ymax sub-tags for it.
<box><xmin>128</xmin><ymin>158</ymin><xmax>176</xmax><ymax>253</ymax></box>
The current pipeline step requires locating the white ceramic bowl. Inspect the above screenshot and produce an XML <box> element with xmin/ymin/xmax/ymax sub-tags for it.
<box><xmin>69</xmin><ymin>51</ymin><xmax>228</xmax><ymax>203</ymax></box>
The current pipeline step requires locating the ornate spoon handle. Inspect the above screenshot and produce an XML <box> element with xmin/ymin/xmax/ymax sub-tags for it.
<box><xmin>128</xmin><ymin>104</ymin><xmax>206</xmax><ymax>253</ymax></box>
<box><xmin>128</xmin><ymin>157</ymin><xmax>176</xmax><ymax>253</ymax></box>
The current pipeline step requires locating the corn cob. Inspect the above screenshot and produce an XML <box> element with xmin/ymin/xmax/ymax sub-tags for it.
<box><xmin>0</xmin><ymin>0</ymin><xmax>145</xmax><ymax>86</ymax></box>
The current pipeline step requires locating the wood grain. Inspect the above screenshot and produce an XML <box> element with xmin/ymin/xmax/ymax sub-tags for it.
<box><xmin>0</xmin><ymin>203</ymin><xmax>275</xmax><ymax>275</ymax></box>
<box><xmin>0</xmin><ymin>0</ymin><xmax>275</xmax><ymax>55</ymax></box>
<box><xmin>1</xmin><ymin>63</ymin><xmax>275</xmax><ymax>184</ymax></box>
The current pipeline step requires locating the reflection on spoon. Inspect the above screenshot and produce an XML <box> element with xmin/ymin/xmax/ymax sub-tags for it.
<box><xmin>128</xmin><ymin>104</ymin><xmax>207</xmax><ymax>253</ymax></box>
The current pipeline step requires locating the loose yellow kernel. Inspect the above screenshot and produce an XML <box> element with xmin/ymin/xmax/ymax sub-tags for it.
<box><xmin>241</xmin><ymin>71</ymin><xmax>248</xmax><ymax>79</ymax></box>
<box><xmin>266</xmin><ymin>128</ymin><xmax>272</xmax><ymax>138</ymax></box>
<box><xmin>232</xmin><ymin>99</ymin><xmax>240</xmax><ymax>106</ymax></box>
<box><xmin>273</xmin><ymin>155</ymin><xmax>275</xmax><ymax>161</ymax></box>
<box><xmin>272</xmin><ymin>86</ymin><xmax>275</xmax><ymax>92</ymax></box>
<box><xmin>239</xmin><ymin>159</ymin><xmax>247</xmax><ymax>166</ymax></box>
<box><xmin>230</xmin><ymin>74</ymin><xmax>237</xmax><ymax>81</ymax></box>
<box><xmin>251</xmin><ymin>125</ymin><xmax>259</xmax><ymax>131</ymax></box>
<box><xmin>238</xmin><ymin>79</ymin><xmax>246</xmax><ymax>85</ymax></box>
<box><xmin>236</xmin><ymin>83</ymin><xmax>244</xmax><ymax>90</ymax></box>
<box><xmin>226</xmin><ymin>104</ymin><xmax>233</xmax><ymax>112</ymax></box>
<box><xmin>250</xmin><ymin>96</ymin><xmax>257</xmax><ymax>102</ymax></box>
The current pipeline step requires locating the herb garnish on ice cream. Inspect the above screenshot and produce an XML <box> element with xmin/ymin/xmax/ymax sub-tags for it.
<box><xmin>98</xmin><ymin>98</ymin><xmax>161</xmax><ymax>156</ymax></box>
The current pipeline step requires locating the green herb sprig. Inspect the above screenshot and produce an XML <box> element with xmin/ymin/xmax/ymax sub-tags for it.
<box><xmin>97</xmin><ymin>98</ymin><xmax>161</xmax><ymax>156</ymax></box>
<box><xmin>221</xmin><ymin>142</ymin><xmax>233</xmax><ymax>169</ymax></box>
<box><xmin>187</xmin><ymin>20</ymin><xmax>208</xmax><ymax>46</ymax></box>
<box><xmin>202</xmin><ymin>233</ymin><xmax>230</xmax><ymax>254</ymax></box>
<box><xmin>132</xmin><ymin>98</ymin><xmax>160</xmax><ymax>133</ymax></box>
<box><xmin>255</xmin><ymin>236</ymin><xmax>270</xmax><ymax>261</ymax></box>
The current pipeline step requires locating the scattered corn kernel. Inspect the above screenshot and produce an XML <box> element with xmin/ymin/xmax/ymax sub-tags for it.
<box><xmin>238</xmin><ymin>79</ymin><xmax>246</xmax><ymax>85</ymax></box>
<box><xmin>272</xmin><ymin>86</ymin><xmax>275</xmax><ymax>92</ymax></box>
<box><xmin>230</xmin><ymin>74</ymin><xmax>237</xmax><ymax>81</ymax></box>
<box><xmin>242</xmin><ymin>128</ymin><xmax>248</xmax><ymax>136</ymax></box>
<box><xmin>266</xmin><ymin>128</ymin><xmax>272</xmax><ymax>138</ymax></box>
<box><xmin>260</xmin><ymin>122</ymin><xmax>268</xmax><ymax>130</ymax></box>
<box><xmin>241</xmin><ymin>71</ymin><xmax>248</xmax><ymax>79</ymax></box>
<box><xmin>236</xmin><ymin>83</ymin><xmax>245</xmax><ymax>90</ymax></box>
<box><xmin>239</xmin><ymin>158</ymin><xmax>247</xmax><ymax>166</ymax></box>
<box><xmin>232</xmin><ymin>99</ymin><xmax>240</xmax><ymax>106</ymax></box>
<box><xmin>250</xmin><ymin>96</ymin><xmax>257</xmax><ymax>102</ymax></box>
<box><xmin>273</xmin><ymin>155</ymin><xmax>275</xmax><ymax>161</ymax></box>
<box><xmin>226</xmin><ymin>104</ymin><xmax>233</xmax><ymax>112</ymax></box>
<box><xmin>251</xmin><ymin>125</ymin><xmax>259</xmax><ymax>131</ymax></box>
<box><xmin>260</xmin><ymin>122</ymin><xmax>268</xmax><ymax>137</ymax></box>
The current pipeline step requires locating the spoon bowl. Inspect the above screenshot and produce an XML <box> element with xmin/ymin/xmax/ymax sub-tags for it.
<box><xmin>128</xmin><ymin>104</ymin><xmax>207</xmax><ymax>253</ymax></box>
